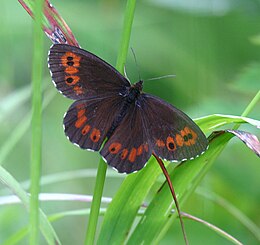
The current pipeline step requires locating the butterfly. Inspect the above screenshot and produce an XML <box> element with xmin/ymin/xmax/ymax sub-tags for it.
<box><xmin>48</xmin><ymin>44</ymin><xmax>208</xmax><ymax>174</ymax></box>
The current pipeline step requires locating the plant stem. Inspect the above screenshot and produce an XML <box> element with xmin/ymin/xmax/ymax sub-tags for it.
<box><xmin>30</xmin><ymin>0</ymin><xmax>44</xmax><ymax>244</ymax></box>
<box><xmin>153</xmin><ymin>154</ymin><xmax>189</xmax><ymax>245</ymax></box>
<box><xmin>116</xmin><ymin>0</ymin><xmax>137</xmax><ymax>74</ymax></box>
<box><xmin>85</xmin><ymin>159</ymin><xmax>107</xmax><ymax>245</ymax></box>
<box><xmin>84</xmin><ymin>0</ymin><xmax>137</xmax><ymax>244</ymax></box>
<box><xmin>240</xmin><ymin>90</ymin><xmax>260</xmax><ymax>117</ymax></box>
<box><xmin>233</xmin><ymin>90</ymin><xmax>260</xmax><ymax>130</ymax></box>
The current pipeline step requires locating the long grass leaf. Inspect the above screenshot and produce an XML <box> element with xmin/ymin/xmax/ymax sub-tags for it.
<box><xmin>0</xmin><ymin>166</ymin><xmax>60</xmax><ymax>244</ymax></box>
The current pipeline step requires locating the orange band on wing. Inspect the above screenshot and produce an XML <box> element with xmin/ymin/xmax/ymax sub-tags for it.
<box><xmin>128</xmin><ymin>148</ymin><xmax>137</xmax><ymax>162</ymax></box>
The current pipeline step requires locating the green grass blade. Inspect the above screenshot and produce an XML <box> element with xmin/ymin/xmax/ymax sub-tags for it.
<box><xmin>4</xmin><ymin>208</ymin><xmax>105</xmax><ymax>245</ymax></box>
<box><xmin>127</xmin><ymin>133</ymin><xmax>232</xmax><ymax>244</ymax></box>
<box><xmin>0</xmin><ymin>85</ymin><xmax>31</xmax><ymax>123</ymax></box>
<box><xmin>0</xmin><ymin>168</ymin><xmax>119</xmax><ymax>192</ymax></box>
<box><xmin>85</xmin><ymin>159</ymin><xmax>107</xmax><ymax>245</ymax></box>
<box><xmin>195</xmin><ymin>114</ymin><xmax>260</xmax><ymax>133</ymax></box>
<box><xmin>115</xmin><ymin>0</ymin><xmax>137</xmax><ymax>73</ymax></box>
<box><xmin>233</xmin><ymin>90</ymin><xmax>260</xmax><ymax>129</ymax></box>
<box><xmin>97</xmin><ymin>158</ymin><xmax>162</xmax><ymax>244</ymax></box>
<box><xmin>0</xmin><ymin>166</ymin><xmax>60</xmax><ymax>244</ymax></box>
<box><xmin>183</xmin><ymin>212</ymin><xmax>243</xmax><ymax>245</ymax></box>
<box><xmin>0</xmin><ymin>87</ymin><xmax>55</xmax><ymax>167</ymax></box>
<box><xmin>30</xmin><ymin>0</ymin><xmax>45</xmax><ymax>243</ymax></box>
<box><xmin>197</xmin><ymin>188</ymin><xmax>260</xmax><ymax>242</ymax></box>
<box><xmin>3</xmin><ymin>227</ymin><xmax>28</xmax><ymax>245</ymax></box>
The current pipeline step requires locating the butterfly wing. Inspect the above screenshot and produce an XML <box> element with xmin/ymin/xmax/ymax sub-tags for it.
<box><xmin>48</xmin><ymin>44</ymin><xmax>130</xmax><ymax>100</ymax></box>
<box><xmin>141</xmin><ymin>94</ymin><xmax>208</xmax><ymax>161</ymax></box>
<box><xmin>63</xmin><ymin>95</ymin><xmax>125</xmax><ymax>151</ymax></box>
<box><xmin>100</xmin><ymin>102</ymin><xmax>152</xmax><ymax>174</ymax></box>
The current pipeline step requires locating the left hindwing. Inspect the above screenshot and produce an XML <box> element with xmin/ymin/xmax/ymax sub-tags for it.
<box><xmin>63</xmin><ymin>95</ymin><xmax>125</xmax><ymax>152</ymax></box>
<box><xmin>140</xmin><ymin>94</ymin><xmax>208</xmax><ymax>162</ymax></box>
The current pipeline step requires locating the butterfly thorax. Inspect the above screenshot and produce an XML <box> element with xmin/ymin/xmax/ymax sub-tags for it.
<box><xmin>106</xmin><ymin>80</ymin><xmax>143</xmax><ymax>138</ymax></box>
<box><xmin>133</xmin><ymin>80</ymin><xmax>143</xmax><ymax>92</ymax></box>
<box><xmin>126</xmin><ymin>80</ymin><xmax>143</xmax><ymax>102</ymax></box>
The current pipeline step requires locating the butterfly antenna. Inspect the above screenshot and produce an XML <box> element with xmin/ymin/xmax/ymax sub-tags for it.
<box><xmin>145</xmin><ymin>74</ymin><xmax>176</xmax><ymax>82</ymax></box>
<box><xmin>153</xmin><ymin>153</ymin><xmax>189</xmax><ymax>245</ymax></box>
<box><xmin>124</xmin><ymin>65</ymin><xmax>130</xmax><ymax>81</ymax></box>
<box><xmin>130</xmin><ymin>47</ymin><xmax>141</xmax><ymax>81</ymax></box>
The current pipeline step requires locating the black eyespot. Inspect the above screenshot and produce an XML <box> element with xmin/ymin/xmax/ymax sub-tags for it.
<box><xmin>66</xmin><ymin>77</ymin><xmax>73</xmax><ymax>83</ymax></box>
<box><xmin>67</xmin><ymin>56</ymin><xmax>73</xmax><ymax>61</ymax></box>
<box><xmin>168</xmin><ymin>142</ymin><xmax>175</xmax><ymax>149</ymax></box>
<box><xmin>183</xmin><ymin>135</ymin><xmax>189</xmax><ymax>142</ymax></box>
<box><xmin>187</xmin><ymin>133</ymin><xmax>193</xmax><ymax>139</ymax></box>
<box><xmin>67</xmin><ymin>61</ymin><xmax>74</xmax><ymax>66</ymax></box>
<box><xmin>111</xmin><ymin>147</ymin><xmax>115</xmax><ymax>152</ymax></box>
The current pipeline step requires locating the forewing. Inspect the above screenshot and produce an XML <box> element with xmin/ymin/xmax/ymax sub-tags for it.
<box><xmin>100</xmin><ymin>102</ymin><xmax>152</xmax><ymax>174</ymax></box>
<box><xmin>48</xmin><ymin>44</ymin><xmax>130</xmax><ymax>100</ymax></box>
<box><xmin>141</xmin><ymin>94</ymin><xmax>208</xmax><ymax>161</ymax></box>
<box><xmin>64</xmin><ymin>95</ymin><xmax>124</xmax><ymax>151</ymax></box>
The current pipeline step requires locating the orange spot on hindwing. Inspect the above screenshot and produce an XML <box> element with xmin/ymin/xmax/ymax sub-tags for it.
<box><xmin>189</xmin><ymin>128</ymin><xmax>198</xmax><ymax>142</ymax></box>
<box><xmin>109</xmin><ymin>142</ymin><xmax>122</xmax><ymax>154</ymax></box>
<box><xmin>143</xmin><ymin>144</ymin><xmax>149</xmax><ymax>152</ymax></box>
<box><xmin>73</xmin><ymin>85</ymin><xmax>83</xmax><ymax>95</ymax></box>
<box><xmin>166</xmin><ymin>136</ymin><xmax>176</xmax><ymax>151</ymax></box>
<box><xmin>180</xmin><ymin>127</ymin><xmax>198</xmax><ymax>146</ymax></box>
<box><xmin>128</xmin><ymin>148</ymin><xmax>137</xmax><ymax>162</ymax></box>
<box><xmin>90</xmin><ymin>128</ymin><xmax>101</xmax><ymax>143</ymax></box>
<box><xmin>137</xmin><ymin>145</ymin><xmax>143</xmax><ymax>155</ymax></box>
<box><xmin>156</xmin><ymin>139</ymin><xmax>165</xmax><ymax>147</ymax></box>
<box><xmin>121</xmin><ymin>149</ymin><xmax>128</xmax><ymax>160</ymax></box>
<box><xmin>175</xmin><ymin>134</ymin><xmax>184</xmax><ymax>147</ymax></box>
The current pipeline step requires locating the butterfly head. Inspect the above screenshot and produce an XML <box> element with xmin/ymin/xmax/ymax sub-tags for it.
<box><xmin>133</xmin><ymin>80</ymin><xmax>143</xmax><ymax>92</ymax></box>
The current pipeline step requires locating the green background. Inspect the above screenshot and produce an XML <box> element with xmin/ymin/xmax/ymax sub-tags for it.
<box><xmin>0</xmin><ymin>0</ymin><xmax>259</xmax><ymax>244</ymax></box>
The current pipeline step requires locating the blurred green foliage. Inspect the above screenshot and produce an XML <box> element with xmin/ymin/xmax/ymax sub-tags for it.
<box><xmin>0</xmin><ymin>0</ymin><xmax>259</xmax><ymax>244</ymax></box>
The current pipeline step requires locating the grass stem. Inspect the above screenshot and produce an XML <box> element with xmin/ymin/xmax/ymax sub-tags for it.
<box><xmin>30</xmin><ymin>0</ymin><xmax>45</xmax><ymax>244</ymax></box>
<box><xmin>233</xmin><ymin>90</ymin><xmax>260</xmax><ymax>130</ymax></box>
<box><xmin>84</xmin><ymin>0</ymin><xmax>137</xmax><ymax>244</ymax></box>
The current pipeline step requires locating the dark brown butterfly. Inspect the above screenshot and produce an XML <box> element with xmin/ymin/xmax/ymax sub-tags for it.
<box><xmin>48</xmin><ymin>44</ymin><xmax>208</xmax><ymax>173</ymax></box>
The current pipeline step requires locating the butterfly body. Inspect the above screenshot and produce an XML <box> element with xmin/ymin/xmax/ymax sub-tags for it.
<box><xmin>48</xmin><ymin>44</ymin><xmax>208</xmax><ymax>173</ymax></box>
<box><xmin>107</xmin><ymin>80</ymin><xmax>143</xmax><ymax>138</ymax></box>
